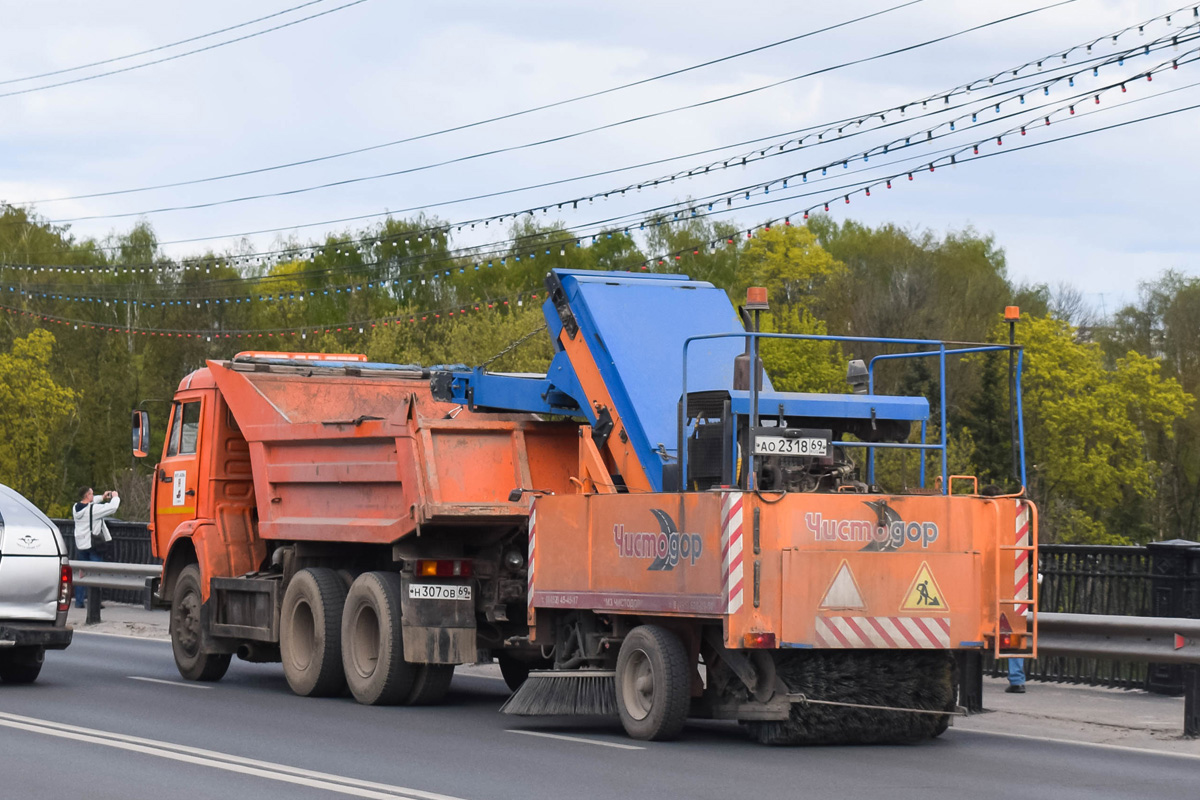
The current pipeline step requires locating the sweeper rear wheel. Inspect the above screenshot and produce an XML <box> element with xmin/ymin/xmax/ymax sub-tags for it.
<box><xmin>742</xmin><ymin>650</ymin><xmax>956</xmax><ymax>745</ymax></box>
<box><xmin>615</xmin><ymin>625</ymin><xmax>690</xmax><ymax>741</ymax></box>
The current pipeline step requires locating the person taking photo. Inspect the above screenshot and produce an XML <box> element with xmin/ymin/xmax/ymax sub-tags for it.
<box><xmin>72</xmin><ymin>487</ymin><xmax>120</xmax><ymax>608</ymax></box>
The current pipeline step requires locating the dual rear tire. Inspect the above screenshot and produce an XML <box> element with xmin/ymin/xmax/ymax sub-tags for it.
<box><xmin>279</xmin><ymin>569</ymin><xmax>453</xmax><ymax>706</ymax></box>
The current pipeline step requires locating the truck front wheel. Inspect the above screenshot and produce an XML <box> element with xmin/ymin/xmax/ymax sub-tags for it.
<box><xmin>170</xmin><ymin>564</ymin><xmax>231</xmax><ymax>682</ymax></box>
<box><xmin>615</xmin><ymin>625</ymin><xmax>690</xmax><ymax>741</ymax></box>
<box><xmin>280</xmin><ymin>567</ymin><xmax>348</xmax><ymax>697</ymax></box>
<box><xmin>341</xmin><ymin>572</ymin><xmax>416</xmax><ymax>705</ymax></box>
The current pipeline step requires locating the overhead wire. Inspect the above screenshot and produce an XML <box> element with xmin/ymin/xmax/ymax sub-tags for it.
<box><xmin>0</xmin><ymin>0</ymin><xmax>373</xmax><ymax>99</ymax></box>
<box><xmin>14</xmin><ymin>59</ymin><xmax>1200</xmax><ymax>311</ymax></box>
<box><xmin>16</xmin><ymin>0</ymin><xmax>1079</xmax><ymax>213</ymax></box>
<box><xmin>18</xmin><ymin>0</ymin><xmax>930</xmax><ymax>204</ymax></box>
<box><xmin>0</xmin><ymin>0</ymin><xmax>331</xmax><ymax>86</ymax></box>
<box><xmin>6</xmin><ymin>12</ymin><xmax>1184</xmax><ymax>261</ymax></box>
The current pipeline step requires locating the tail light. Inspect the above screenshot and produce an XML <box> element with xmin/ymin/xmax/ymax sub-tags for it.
<box><xmin>57</xmin><ymin>558</ymin><xmax>72</xmax><ymax>612</ymax></box>
<box><xmin>416</xmin><ymin>559</ymin><xmax>472</xmax><ymax>578</ymax></box>
<box><xmin>743</xmin><ymin>631</ymin><xmax>776</xmax><ymax>648</ymax></box>
<box><xmin>999</xmin><ymin>633</ymin><xmax>1013</xmax><ymax>649</ymax></box>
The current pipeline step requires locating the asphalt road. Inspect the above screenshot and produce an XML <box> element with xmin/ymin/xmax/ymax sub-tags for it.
<box><xmin>0</xmin><ymin>633</ymin><xmax>1195</xmax><ymax>800</ymax></box>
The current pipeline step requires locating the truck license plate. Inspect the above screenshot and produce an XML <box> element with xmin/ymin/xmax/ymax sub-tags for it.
<box><xmin>753</xmin><ymin>436</ymin><xmax>828</xmax><ymax>457</ymax></box>
<box><xmin>408</xmin><ymin>583</ymin><xmax>472</xmax><ymax>601</ymax></box>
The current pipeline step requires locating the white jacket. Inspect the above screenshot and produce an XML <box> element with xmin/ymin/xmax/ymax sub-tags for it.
<box><xmin>73</xmin><ymin>496</ymin><xmax>120</xmax><ymax>552</ymax></box>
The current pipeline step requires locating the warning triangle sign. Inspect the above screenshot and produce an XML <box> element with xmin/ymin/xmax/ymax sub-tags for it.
<box><xmin>901</xmin><ymin>562</ymin><xmax>948</xmax><ymax>612</ymax></box>
<box><xmin>819</xmin><ymin>560</ymin><xmax>866</xmax><ymax>610</ymax></box>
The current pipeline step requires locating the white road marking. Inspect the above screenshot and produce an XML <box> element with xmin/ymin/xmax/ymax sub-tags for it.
<box><xmin>0</xmin><ymin>711</ymin><xmax>465</xmax><ymax>800</ymax></box>
<box><xmin>955</xmin><ymin>728</ymin><xmax>1200</xmax><ymax>761</ymax></box>
<box><xmin>127</xmin><ymin>676</ymin><xmax>211</xmax><ymax>690</ymax></box>
<box><xmin>506</xmin><ymin>729</ymin><xmax>644</xmax><ymax>750</ymax></box>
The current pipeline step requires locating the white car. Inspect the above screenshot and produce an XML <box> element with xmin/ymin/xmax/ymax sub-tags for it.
<box><xmin>0</xmin><ymin>484</ymin><xmax>73</xmax><ymax>682</ymax></box>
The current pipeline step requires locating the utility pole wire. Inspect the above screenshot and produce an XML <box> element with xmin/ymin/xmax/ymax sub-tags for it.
<box><xmin>0</xmin><ymin>0</ymin><xmax>372</xmax><ymax>99</ymax></box>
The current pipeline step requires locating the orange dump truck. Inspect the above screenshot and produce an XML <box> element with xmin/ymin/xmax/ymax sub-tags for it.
<box><xmin>138</xmin><ymin>269</ymin><xmax>1036</xmax><ymax>743</ymax></box>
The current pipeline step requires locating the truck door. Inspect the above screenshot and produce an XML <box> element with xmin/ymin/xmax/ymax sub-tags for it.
<box><xmin>155</xmin><ymin>397</ymin><xmax>204</xmax><ymax>546</ymax></box>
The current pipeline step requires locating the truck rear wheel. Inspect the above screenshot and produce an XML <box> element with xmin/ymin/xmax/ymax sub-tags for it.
<box><xmin>0</xmin><ymin>646</ymin><xmax>44</xmax><ymax>684</ymax></box>
<box><xmin>171</xmin><ymin>564</ymin><xmax>231</xmax><ymax>682</ymax></box>
<box><xmin>341</xmin><ymin>572</ymin><xmax>416</xmax><ymax>705</ymax></box>
<box><xmin>281</xmin><ymin>567</ymin><xmax>348</xmax><ymax>697</ymax></box>
<box><xmin>615</xmin><ymin>625</ymin><xmax>690</xmax><ymax>741</ymax></box>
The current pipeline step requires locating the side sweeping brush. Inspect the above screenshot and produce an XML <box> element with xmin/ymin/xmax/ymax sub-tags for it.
<box><xmin>500</xmin><ymin>670</ymin><xmax>618</xmax><ymax>716</ymax></box>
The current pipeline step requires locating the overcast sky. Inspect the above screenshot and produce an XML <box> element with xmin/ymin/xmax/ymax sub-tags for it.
<box><xmin>2</xmin><ymin>0</ymin><xmax>1197</xmax><ymax>312</ymax></box>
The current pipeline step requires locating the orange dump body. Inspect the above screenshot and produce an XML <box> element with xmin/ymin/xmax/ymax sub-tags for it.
<box><xmin>153</xmin><ymin>359</ymin><xmax>577</xmax><ymax>598</ymax></box>
<box><xmin>530</xmin><ymin>490</ymin><xmax>1035</xmax><ymax>653</ymax></box>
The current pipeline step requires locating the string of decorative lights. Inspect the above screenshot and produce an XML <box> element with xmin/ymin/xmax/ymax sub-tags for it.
<box><xmin>18</xmin><ymin>83</ymin><xmax>1197</xmax><ymax>339</ymax></box>
<box><xmin>0</xmin><ymin>0</ymin><xmax>373</xmax><ymax>99</ymax></box>
<box><xmin>5</xmin><ymin>11</ymin><xmax>1186</xmax><ymax>268</ymax></box>
<box><xmin>5</xmin><ymin>32</ymin><xmax>1194</xmax><ymax>294</ymax></box>
<box><xmin>11</xmin><ymin>69</ymin><xmax>1200</xmax><ymax>319</ymax></box>
<box><xmin>0</xmin><ymin>290</ymin><xmax>544</xmax><ymax>340</ymax></box>
<box><xmin>14</xmin><ymin>0</ymin><xmax>928</xmax><ymax>203</ymax></box>
<box><xmin>10</xmin><ymin>0</ymin><xmax>1079</xmax><ymax>215</ymax></box>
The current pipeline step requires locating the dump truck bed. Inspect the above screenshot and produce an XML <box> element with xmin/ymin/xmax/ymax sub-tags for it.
<box><xmin>206</xmin><ymin>358</ymin><xmax>577</xmax><ymax>543</ymax></box>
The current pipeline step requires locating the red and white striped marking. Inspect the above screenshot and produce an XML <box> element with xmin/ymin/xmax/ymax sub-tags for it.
<box><xmin>527</xmin><ymin>507</ymin><xmax>537</xmax><ymax>618</ymax></box>
<box><xmin>1014</xmin><ymin>500</ymin><xmax>1031</xmax><ymax>615</ymax></box>
<box><xmin>816</xmin><ymin>616</ymin><xmax>951</xmax><ymax>649</ymax></box>
<box><xmin>720</xmin><ymin>492</ymin><xmax>744</xmax><ymax>615</ymax></box>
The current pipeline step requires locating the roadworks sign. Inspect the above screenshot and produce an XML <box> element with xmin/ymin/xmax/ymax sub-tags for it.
<box><xmin>901</xmin><ymin>562</ymin><xmax>947</xmax><ymax>612</ymax></box>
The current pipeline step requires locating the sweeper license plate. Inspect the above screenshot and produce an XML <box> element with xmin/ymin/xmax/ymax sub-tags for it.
<box><xmin>408</xmin><ymin>584</ymin><xmax>473</xmax><ymax>601</ymax></box>
<box><xmin>752</xmin><ymin>428</ymin><xmax>832</xmax><ymax>457</ymax></box>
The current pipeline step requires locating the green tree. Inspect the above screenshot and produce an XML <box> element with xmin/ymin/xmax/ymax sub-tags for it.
<box><xmin>0</xmin><ymin>330</ymin><xmax>78</xmax><ymax>511</ymax></box>
<box><xmin>1019</xmin><ymin>314</ymin><xmax>1191</xmax><ymax>543</ymax></box>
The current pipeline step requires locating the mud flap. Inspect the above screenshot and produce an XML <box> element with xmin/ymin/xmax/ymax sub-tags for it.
<box><xmin>400</xmin><ymin>575</ymin><xmax>476</xmax><ymax>664</ymax></box>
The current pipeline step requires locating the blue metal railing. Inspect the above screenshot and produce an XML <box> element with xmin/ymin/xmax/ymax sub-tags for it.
<box><xmin>679</xmin><ymin>332</ymin><xmax>1026</xmax><ymax>495</ymax></box>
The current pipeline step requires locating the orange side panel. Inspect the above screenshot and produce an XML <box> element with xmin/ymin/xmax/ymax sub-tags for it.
<box><xmin>532</xmin><ymin>491</ymin><xmax>1027</xmax><ymax>651</ymax></box>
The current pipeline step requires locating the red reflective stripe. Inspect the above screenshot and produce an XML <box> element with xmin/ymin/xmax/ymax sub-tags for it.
<box><xmin>822</xmin><ymin>619</ymin><xmax>856</xmax><ymax>648</ymax></box>
<box><xmin>842</xmin><ymin>616</ymin><xmax>874</xmax><ymax>647</ymax></box>
<box><xmin>890</xmin><ymin>618</ymin><xmax>924</xmax><ymax>648</ymax></box>
<box><xmin>721</xmin><ymin>497</ymin><xmax>743</xmax><ymax>530</ymax></box>
<box><xmin>866</xmin><ymin>616</ymin><xmax>899</xmax><ymax>647</ymax></box>
<box><xmin>910</xmin><ymin>617</ymin><xmax>941</xmax><ymax>647</ymax></box>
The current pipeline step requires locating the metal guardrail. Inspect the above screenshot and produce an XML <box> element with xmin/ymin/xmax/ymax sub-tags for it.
<box><xmin>1028</xmin><ymin>613</ymin><xmax>1200</xmax><ymax>737</ymax></box>
<box><xmin>69</xmin><ymin>561</ymin><xmax>161</xmax><ymax>625</ymax></box>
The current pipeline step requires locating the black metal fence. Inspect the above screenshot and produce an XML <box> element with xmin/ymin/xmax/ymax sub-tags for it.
<box><xmin>988</xmin><ymin>540</ymin><xmax>1200</xmax><ymax>691</ymax></box>
<box><xmin>54</xmin><ymin>518</ymin><xmax>158</xmax><ymax>605</ymax></box>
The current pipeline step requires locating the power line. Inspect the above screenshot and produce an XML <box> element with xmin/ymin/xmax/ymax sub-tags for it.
<box><xmin>0</xmin><ymin>0</ymin><xmax>373</xmax><ymax>100</ymax></box>
<box><xmin>20</xmin><ymin>0</ymin><xmax>927</xmax><ymax>204</ymax></box>
<box><xmin>9</xmin><ymin>18</ymin><xmax>1177</xmax><ymax>260</ymax></box>
<box><xmin>18</xmin><ymin>0</ymin><xmax>1076</xmax><ymax>211</ymax></box>
<box><xmin>4</xmin><ymin>20</ymin><xmax>1191</xmax><ymax>276</ymax></box>
<box><xmin>0</xmin><ymin>0</ymin><xmax>330</xmax><ymax>86</ymax></box>
<box><xmin>14</xmin><ymin>66</ymin><xmax>1198</xmax><ymax>304</ymax></box>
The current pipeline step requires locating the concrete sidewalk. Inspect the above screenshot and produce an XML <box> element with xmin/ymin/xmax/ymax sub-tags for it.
<box><xmin>67</xmin><ymin>604</ymin><xmax>1199</xmax><ymax>753</ymax></box>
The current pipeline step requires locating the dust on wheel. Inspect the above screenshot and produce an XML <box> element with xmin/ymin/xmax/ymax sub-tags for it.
<box><xmin>615</xmin><ymin>625</ymin><xmax>690</xmax><ymax>741</ymax></box>
<box><xmin>341</xmin><ymin>571</ymin><xmax>417</xmax><ymax>705</ymax></box>
<box><xmin>280</xmin><ymin>567</ymin><xmax>348</xmax><ymax>697</ymax></box>
<box><xmin>170</xmin><ymin>564</ymin><xmax>230</xmax><ymax>682</ymax></box>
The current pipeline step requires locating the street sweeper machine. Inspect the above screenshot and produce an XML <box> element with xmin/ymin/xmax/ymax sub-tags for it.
<box><xmin>137</xmin><ymin>268</ymin><xmax>1037</xmax><ymax>744</ymax></box>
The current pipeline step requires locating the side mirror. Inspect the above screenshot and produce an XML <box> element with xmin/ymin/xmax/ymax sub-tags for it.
<box><xmin>132</xmin><ymin>410</ymin><xmax>150</xmax><ymax>458</ymax></box>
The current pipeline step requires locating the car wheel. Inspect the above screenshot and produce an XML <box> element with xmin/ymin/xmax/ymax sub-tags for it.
<box><xmin>0</xmin><ymin>646</ymin><xmax>44</xmax><ymax>684</ymax></box>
